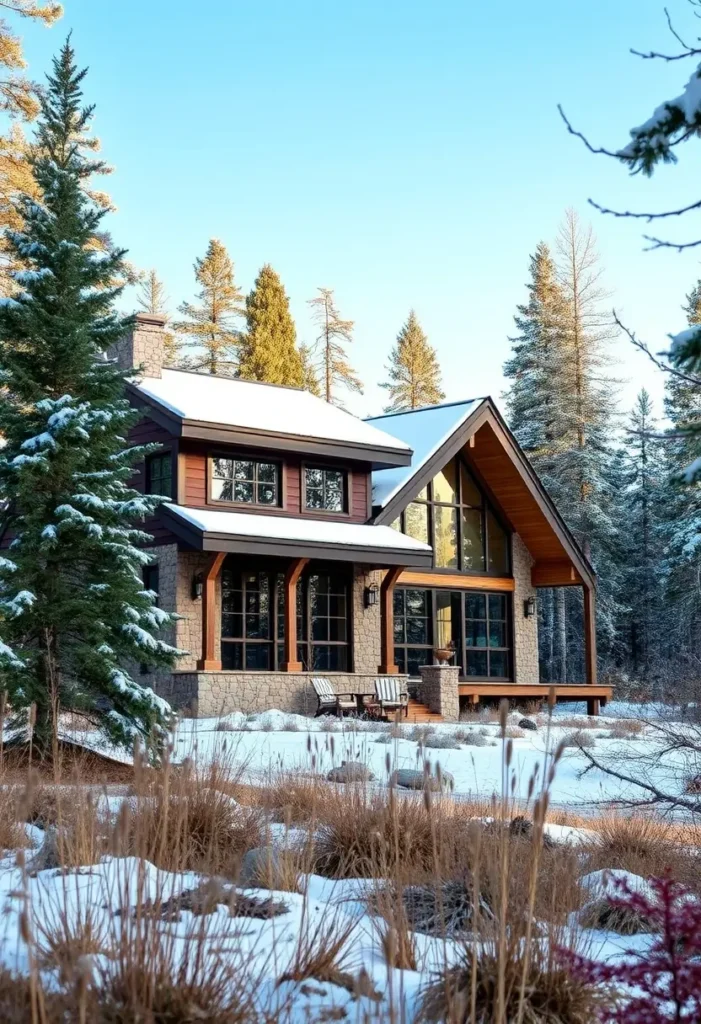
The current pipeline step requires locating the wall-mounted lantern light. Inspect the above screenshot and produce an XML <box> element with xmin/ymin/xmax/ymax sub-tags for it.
<box><xmin>523</xmin><ymin>596</ymin><xmax>536</xmax><ymax>619</ymax></box>
<box><xmin>364</xmin><ymin>584</ymin><xmax>379</xmax><ymax>609</ymax></box>
<box><xmin>192</xmin><ymin>572</ymin><xmax>204</xmax><ymax>601</ymax></box>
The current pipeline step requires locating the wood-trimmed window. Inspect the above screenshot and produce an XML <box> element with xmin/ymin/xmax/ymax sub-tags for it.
<box><xmin>211</xmin><ymin>457</ymin><xmax>280</xmax><ymax>507</ymax></box>
<box><xmin>393</xmin><ymin>586</ymin><xmax>513</xmax><ymax>681</ymax></box>
<box><xmin>220</xmin><ymin>564</ymin><xmax>350</xmax><ymax>672</ymax></box>
<box><xmin>304</xmin><ymin>466</ymin><xmax>347</xmax><ymax>513</ymax></box>
<box><xmin>390</xmin><ymin>456</ymin><xmax>510</xmax><ymax>574</ymax></box>
<box><xmin>146</xmin><ymin>453</ymin><xmax>172</xmax><ymax>499</ymax></box>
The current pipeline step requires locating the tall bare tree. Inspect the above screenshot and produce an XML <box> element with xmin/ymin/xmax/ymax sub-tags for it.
<box><xmin>307</xmin><ymin>287</ymin><xmax>362</xmax><ymax>406</ymax></box>
<box><xmin>137</xmin><ymin>268</ymin><xmax>179</xmax><ymax>366</ymax></box>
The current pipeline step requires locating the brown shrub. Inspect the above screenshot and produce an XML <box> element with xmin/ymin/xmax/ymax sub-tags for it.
<box><xmin>418</xmin><ymin>939</ymin><xmax>612</xmax><ymax>1023</ymax></box>
<box><xmin>584</xmin><ymin>814</ymin><xmax>701</xmax><ymax>895</ymax></box>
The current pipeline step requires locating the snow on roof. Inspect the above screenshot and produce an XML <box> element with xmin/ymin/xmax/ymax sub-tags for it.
<box><xmin>367</xmin><ymin>399</ymin><xmax>483</xmax><ymax>509</ymax></box>
<box><xmin>133</xmin><ymin>370</ymin><xmax>411</xmax><ymax>455</ymax></box>
<box><xmin>164</xmin><ymin>504</ymin><xmax>432</xmax><ymax>554</ymax></box>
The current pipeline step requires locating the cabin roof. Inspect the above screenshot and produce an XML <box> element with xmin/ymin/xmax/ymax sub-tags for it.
<box><xmin>129</xmin><ymin>369</ymin><xmax>412</xmax><ymax>468</ymax></box>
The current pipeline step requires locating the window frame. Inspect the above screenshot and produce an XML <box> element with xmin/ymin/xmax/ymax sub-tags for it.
<box><xmin>208</xmin><ymin>453</ymin><xmax>282</xmax><ymax>510</ymax></box>
<box><xmin>219</xmin><ymin>561</ymin><xmax>352</xmax><ymax>672</ymax></box>
<box><xmin>393</xmin><ymin>585</ymin><xmax>513</xmax><ymax>682</ymax></box>
<box><xmin>302</xmin><ymin>463</ymin><xmax>350</xmax><ymax>516</ymax></box>
<box><xmin>390</xmin><ymin>455</ymin><xmax>511</xmax><ymax>577</ymax></box>
<box><xmin>145</xmin><ymin>451</ymin><xmax>173</xmax><ymax>500</ymax></box>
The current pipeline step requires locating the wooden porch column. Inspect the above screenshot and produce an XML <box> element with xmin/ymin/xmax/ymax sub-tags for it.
<box><xmin>281</xmin><ymin>557</ymin><xmax>309</xmax><ymax>672</ymax></box>
<box><xmin>197</xmin><ymin>552</ymin><xmax>226</xmax><ymax>671</ymax></box>
<box><xmin>583</xmin><ymin>584</ymin><xmax>599</xmax><ymax>715</ymax></box>
<box><xmin>379</xmin><ymin>566</ymin><xmax>404</xmax><ymax>675</ymax></box>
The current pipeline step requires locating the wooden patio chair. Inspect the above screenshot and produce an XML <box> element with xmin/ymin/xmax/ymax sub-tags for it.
<box><xmin>374</xmin><ymin>676</ymin><xmax>409</xmax><ymax>717</ymax></box>
<box><xmin>311</xmin><ymin>677</ymin><xmax>357</xmax><ymax>717</ymax></box>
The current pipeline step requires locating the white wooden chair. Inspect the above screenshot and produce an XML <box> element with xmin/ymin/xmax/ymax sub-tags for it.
<box><xmin>311</xmin><ymin>677</ymin><xmax>356</xmax><ymax>717</ymax></box>
<box><xmin>374</xmin><ymin>676</ymin><xmax>409</xmax><ymax>717</ymax></box>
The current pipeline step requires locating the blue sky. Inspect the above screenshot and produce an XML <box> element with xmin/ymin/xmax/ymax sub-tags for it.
<box><xmin>18</xmin><ymin>0</ymin><xmax>701</xmax><ymax>422</ymax></box>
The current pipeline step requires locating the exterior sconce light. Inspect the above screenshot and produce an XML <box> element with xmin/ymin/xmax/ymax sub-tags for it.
<box><xmin>523</xmin><ymin>596</ymin><xmax>536</xmax><ymax>619</ymax></box>
<box><xmin>364</xmin><ymin>584</ymin><xmax>379</xmax><ymax>609</ymax></box>
<box><xmin>192</xmin><ymin>573</ymin><xmax>204</xmax><ymax>600</ymax></box>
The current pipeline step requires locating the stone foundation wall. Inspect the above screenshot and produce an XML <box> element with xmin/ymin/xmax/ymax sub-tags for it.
<box><xmin>418</xmin><ymin>665</ymin><xmax>459</xmax><ymax>722</ymax></box>
<box><xmin>512</xmin><ymin>534</ymin><xmax>539</xmax><ymax>685</ymax></box>
<box><xmin>169</xmin><ymin>671</ymin><xmax>407</xmax><ymax>718</ymax></box>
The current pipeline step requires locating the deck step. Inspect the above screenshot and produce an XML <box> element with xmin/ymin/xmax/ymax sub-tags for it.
<box><xmin>404</xmin><ymin>698</ymin><xmax>443</xmax><ymax>724</ymax></box>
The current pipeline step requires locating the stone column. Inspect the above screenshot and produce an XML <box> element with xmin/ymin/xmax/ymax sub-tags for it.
<box><xmin>418</xmin><ymin>665</ymin><xmax>459</xmax><ymax>722</ymax></box>
<box><xmin>512</xmin><ymin>533</ymin><xmax>539</xmax><ymax>684</ymax></box>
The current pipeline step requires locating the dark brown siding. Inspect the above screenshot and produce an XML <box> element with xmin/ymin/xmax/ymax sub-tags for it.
<box><xmin>176</xmin><ymin>442</ymin><xmax>372</xmax><ymax>523</ymax></box>
<box><xmin>351</xmin><ymin>471</ymin><xmax>368</xmax><ymax>519</ymax></box>
<box><xmin>128</xmin><ymin>414</ymin><xmax>178</xmax><ymax>544</ymax></box>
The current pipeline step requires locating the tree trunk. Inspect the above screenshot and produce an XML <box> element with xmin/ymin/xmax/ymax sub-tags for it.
<box><xmin>554</xmin><ymin>588</ymin><xmax>567</xmax><ymax>683</ymax></box>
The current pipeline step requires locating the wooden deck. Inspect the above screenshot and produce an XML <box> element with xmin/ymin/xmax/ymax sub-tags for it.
<box><xmin>457</xmin><ymin>682</ymin><xmax>612</xmax><ymax>714</ymax></box>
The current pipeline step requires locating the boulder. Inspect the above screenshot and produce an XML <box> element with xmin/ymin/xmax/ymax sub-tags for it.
<box><xmin>518</xmin><ymin>718</ymin><xmax>538</xmax><ymax>731</ymax></box>
<box><xmin>239</xmin><ymin>846</ymin><xmax>295</xmax><ymax>890</ymax></box>
<box><xmin>326</xmin><ymin>761</ymin><xmax>375</xmax><ymax>783</ymax></box>
<box><xmin>390</xmin><ymin>768</ymin><xmax>454</xmax><ymax>792</ymax></box>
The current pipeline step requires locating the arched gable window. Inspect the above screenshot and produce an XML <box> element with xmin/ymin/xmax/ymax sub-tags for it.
<box><xmin>390</xmin><ymin>457</ymin><xmax>510</xmax><ymax>574</ymax></box>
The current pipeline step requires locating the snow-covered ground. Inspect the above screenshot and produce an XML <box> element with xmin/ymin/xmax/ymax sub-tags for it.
<box><xmin>0</xmin><ymin>702</ymin><xmax>696</xmax><ymax>1019</ymax></box>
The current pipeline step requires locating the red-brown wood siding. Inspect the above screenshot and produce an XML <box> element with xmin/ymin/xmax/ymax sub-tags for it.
<box><xmin>351</xmin><ymin>472</ymin><xmax>368</xmax><ymax>519</ymax></box>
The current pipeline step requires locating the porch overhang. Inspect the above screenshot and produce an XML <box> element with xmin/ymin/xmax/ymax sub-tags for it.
<box><xmin>159</xmin><ymin>503</ymin><xmax>433</xmax><ymax>568</ymax></box>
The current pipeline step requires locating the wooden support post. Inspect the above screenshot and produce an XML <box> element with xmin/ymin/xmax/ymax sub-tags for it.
<box><xmin>378</xmin><ymin>565</ymin><xmax>404</xmax><ymax>675</ymax></box>
<box><xmin>583</xmin><ymin>584</ymin><xmax>598</xmax><ymax>714</ymax></box>
<box><xmin>281</xmin><ymin>557</ymin><xmax>309</xmax><ymax>672</ymax></box>
<box><xmin>197</xmin><ymin>552</ymin><xmax>226</xmax><ymax>671</ymax></box>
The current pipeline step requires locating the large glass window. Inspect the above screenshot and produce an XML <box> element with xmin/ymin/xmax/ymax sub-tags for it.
<box><xmin>465</xmin><ymin>592</ymin><xmax>511</xmax><ymax>679</ymax></box>
<box><xmin>211</xmin><ymin>458</ymin><xmax>279</xmax><ymax>506</ymax></box>
<box><xmin>394</xmin><ymin>586</ymin><xmax>512</xmax><ymax>680</ymax></box>
<box><xmin>391</xmin><ymin>456</ymin><xmax>510</xmax><ymax>574</ymax></box>
<box><xmin>393</xmin><ymin>588</ymin><xmax>433</xmax><ymax>678</ymax></box>
<box><xmin>304</xmin><ymin>467</ymin><xmax>346</xmax><ymax>513</ymax></box>
<box><xmin>146</xmin><ymin>453</ymin><xmax>172</xmax><ymax>499</ymax></box>
<box><xmin>220</xmin><ymin>565</ymin><xmax>350</xmax><ymax>671</ymax></box>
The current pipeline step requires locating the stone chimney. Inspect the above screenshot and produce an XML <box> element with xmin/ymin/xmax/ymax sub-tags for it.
<box><xmin>108</xmin><ymin>312</ymin><xmax>166</xmax><ymax>378</ymax></box>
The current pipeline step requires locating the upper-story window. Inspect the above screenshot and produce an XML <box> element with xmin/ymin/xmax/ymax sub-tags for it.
<box><xmin>211</xmin><ymin>457</ymin><xmax>280</xmax><ymax>507</ymax></box>
<box><xmin>304</xmin><ymin>466</ymin><xmax>346</xmax><ymax>513</ymax></box>
<box><xmin>390</xmin><ymin>456</ymin><xmax>510</xmax><ymax>573</ymax></box>
<box><xmin>146</xmin><ymin>453</ymin><xmax>172</xmax><ymax>499</ymax></box>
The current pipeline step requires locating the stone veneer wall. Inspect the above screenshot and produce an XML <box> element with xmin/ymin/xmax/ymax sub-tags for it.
<box><xmin>512</xmin><ymin>533</ymin><xmax>539</xmax><ymax>684</ymax></box>
<box><xmin>108</xmin><ymin>313</ymin><xmax>166</xmax><ymax>378</ymax></box>
<box><xmin>418</xmin><ymin>665</ymin><xmax>459</xmax><ymax>722</ymax></box>
<box><xmin>169</xmin><ymin>672</ymin><xmax>405</xmax><ymax>717</ymax></box>
<box><xmin>352</xmin><ymin>566</ymin><xmax>382</xmax><ymax>674</ymax></box>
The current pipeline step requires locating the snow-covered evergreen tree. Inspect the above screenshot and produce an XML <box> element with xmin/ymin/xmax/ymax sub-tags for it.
<box><xmin>0</xmin><ymin>40</ymin><xmax>178</xmax><ymax>756</ymax></box>
<box><xmin>618</xmin><ymin>390</ymin><xmax>666</xmax><ymax>686</ymax></box>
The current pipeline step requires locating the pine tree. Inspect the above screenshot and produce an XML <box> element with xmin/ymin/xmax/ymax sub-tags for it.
<box><xmin>380</xmin><ymin>310</ymin><xmax>444</xmax><ymax>411</ymax></box>
<box><xmin>173</xmin><ymin>239</ymin><xmax>243</xmax><ymax>375</ymax></box>
<box><xmin>619</xmin><ymin>390</ymin><xmax>666</xmax><ymax>686</ymax></box>
<box><xmin>299</xmin><ymin>342</ymin><xmax>321</xmax><ymax>396</ymax></box>
<box><xmin>660</xmin><ymin>281</ymin><xmax>701</xmax><ymax>693</ymax></box>
<box><xmin>307</xmin><ymin>287</ymin><xmax>362</xmax><ymax>406</ymax></box>
<box><xmin>238</xmin><ymin>264</ymin><xmax>303</xmax><ymax>386</ymax></box>
<box><xmin>137</xmin><ymin>268</ymin><xmax>179</xmax><ymax>365</ymax></box>
<box><xmin>0</xmin><ymin>41</ymin><xmax>177</xmax><ymax>757</ymax></box>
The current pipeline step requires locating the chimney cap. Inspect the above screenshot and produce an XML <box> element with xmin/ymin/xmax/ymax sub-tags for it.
<box><xmin>134</xmin><ymin>311</ymin><xmax>167</xmax><ymax>328</ymax></box>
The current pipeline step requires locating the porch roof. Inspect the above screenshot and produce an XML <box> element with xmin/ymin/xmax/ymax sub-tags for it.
<box><xmin>160</xmin><ymin>503</ymin><xmax>433</xmax><ymax>567</ymax></box>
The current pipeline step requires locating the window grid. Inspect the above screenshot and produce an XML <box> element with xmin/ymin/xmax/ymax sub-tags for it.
<box><xmin>211</xmin><ymin>458</ymin><xmax>279</xmax><ymax>507</ymax></box>
<box><xmin>220</xmin><ymin>566</ymin><xmax>350</xmax><ymax>672</ymax></box>
<box><xmin>392</xmin><ymin>457</ymin><xmax>510</xmax><ymax>574</ymax></box>
<box><xmin>146</xmin><ymin>453</ymin><xmax>172</xmax><ymax>499</ymax></box>
<box><xmin>393</xmin><ymin>586</ymin><xmax>512</xmax><ymax>681</ymax></box>
<box><xmin>304</xmin><ymin>467</ymin><xmax>346</xmax><ymax>513</ymax></box>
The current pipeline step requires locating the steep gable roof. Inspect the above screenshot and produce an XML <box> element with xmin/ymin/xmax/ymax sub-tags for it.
<box><xmin>128</xmin><ymin>369</ymin><xmax>412</xmax><ymax>468</ymax></box>
<box><xmin>368</xmin><ymin>398</ymin><xmax>596</xmax><ymax>589</ymax></box>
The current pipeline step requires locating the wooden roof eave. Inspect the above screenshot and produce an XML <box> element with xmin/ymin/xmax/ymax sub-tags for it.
<box><xmin>373</xmin><ymin>399</ymin><xmax>596</xmax><ymax>592</ymax></box>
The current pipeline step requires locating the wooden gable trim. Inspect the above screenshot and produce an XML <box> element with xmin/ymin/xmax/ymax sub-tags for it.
<box><xmin>373</xmin><ymin>399</ymin><xmax>596</xmax><ymax>590</ymax></box>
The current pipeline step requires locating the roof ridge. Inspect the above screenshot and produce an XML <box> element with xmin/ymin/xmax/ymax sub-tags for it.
<box><xmin>365</xmin><ymin>397</ymin><xmax>485</xmax><ymax>421</ymax></box>
<box><xmin>159</xmin><ymin>367</ymin><xmax>306</xmax><ymax>394</ymax></box>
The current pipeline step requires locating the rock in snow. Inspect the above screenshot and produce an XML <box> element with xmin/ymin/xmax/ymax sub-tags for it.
<box><xmin>390</xmin><ymin>768</ymin><xmax>454</xmax><ymax>792</ymax></box>
<box><xmin>326</xmin><ymin>761</ymin><xmax>375</xmax><ymax>783</ymax></box>
<box><xmin>518</xmin><ymin>718</ymin><xmax>538</xmax><ymax>731</ymax></box>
